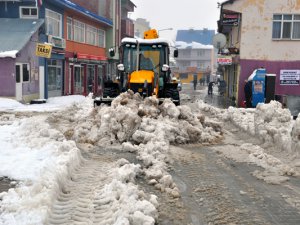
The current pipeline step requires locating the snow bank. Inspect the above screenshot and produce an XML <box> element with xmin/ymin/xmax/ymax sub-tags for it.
<box><xmin>65</xmin><ymin>91</ymin><xmax>222</xmax><ymax>198</ymax></box>
<box><xmin>95</xmin><ymin>159</ymin><xmax>157</xmax><ymax>225</ymax></box>
<box><xmin>197</xmin><ymin>99</ymin><xmax>300</xmax><ymax>184</ymax></box>
<box><xmin>0</xmin><ymin>116</ymin><xmax>83</xmax><ymax>224</ymax></box>
<box><xmin>254</xmin><ymin>101</ymin><xmax>293</xmax><ymax>151</ymax></box>
<box><xmin>197</xmin><ymin>100</ymin><xmax>299</xmax><ymax>153</ymax></box>
<box><xmin>291</xmin><ymin>116</ymin><xmax>300</xmax><ymax>155</ymax></box>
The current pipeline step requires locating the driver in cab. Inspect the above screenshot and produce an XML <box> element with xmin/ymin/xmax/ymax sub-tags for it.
<box><xmin>139</xmin><ymin>53</ymin><xmax>154</xmax><ymax>71</ymax></box>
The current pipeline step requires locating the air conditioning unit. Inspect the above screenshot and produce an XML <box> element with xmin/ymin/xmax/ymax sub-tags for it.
<box><xmin>48</xmin><ymin>35</ymin><xmax>66</xmax><ymax>49</ymax></box>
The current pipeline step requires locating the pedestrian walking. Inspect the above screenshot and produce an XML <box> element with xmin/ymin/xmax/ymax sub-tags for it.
<box><xmin>208</xmin><ymin>81</ymin><xmax>214</xmax><ymax>95</ymax></box>
<box><xmin>193</xmin><ymin>74</ymin><xmax>197</xmax><ymax>90</ymax></box>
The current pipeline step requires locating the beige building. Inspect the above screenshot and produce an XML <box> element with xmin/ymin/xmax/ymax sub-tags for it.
<box><xmin>218</xmin><ymin>0</ymin><xmax>300</xmax><ymax>114</ymax></box>
<box><xmin>134</xmin><ymin>18</ymin><xmax>151</xmax><ymax>38</ymax></box>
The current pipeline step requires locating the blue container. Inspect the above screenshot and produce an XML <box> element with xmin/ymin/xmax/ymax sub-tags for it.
<box><xmin>252</xmin><ymin>68</ymin><xmax>266</xmax><ymax>107</ymax></box>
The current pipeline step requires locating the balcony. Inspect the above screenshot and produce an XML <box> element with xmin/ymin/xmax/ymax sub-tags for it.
<box><xmin>121</xmin><ymin>18</ymin><xmax>134</xmax><ymax>38</ymax></box>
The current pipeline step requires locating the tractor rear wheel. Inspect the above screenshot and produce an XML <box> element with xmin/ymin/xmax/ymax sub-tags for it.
<box><xmin>165</xmin><ymin>88</ymin><xmax>180</xmax><ymax>106</ymax></box>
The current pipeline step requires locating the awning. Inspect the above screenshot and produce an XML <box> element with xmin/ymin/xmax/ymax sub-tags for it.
<box><xmin>77</xmin><ymin>53</ymin><xmax>107</xmax><ymax>61</ymax></box>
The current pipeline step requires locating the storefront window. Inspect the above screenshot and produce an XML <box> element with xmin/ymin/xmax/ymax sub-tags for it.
<box><xmin>87</xmin><ymin>65</ymin><xmax>95</xmax><ymax>93</ymax></box>
<box><xmin>74</xmin><ymin>66</ymin><xmax>82</xmax><ymax>94</ymax></box>
<box><xmin>47</xmin><ymin>60</ymin><xmax>62</xmax><ymax>91</ymax></box>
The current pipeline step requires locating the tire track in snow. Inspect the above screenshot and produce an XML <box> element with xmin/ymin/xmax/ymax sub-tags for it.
<box><xmin>47</xmin><ymin>158</ymin><xmax>115</xmax><ymax>225</ymax></box>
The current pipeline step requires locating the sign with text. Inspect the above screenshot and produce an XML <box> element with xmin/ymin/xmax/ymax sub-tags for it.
<box><xmin>280</xmin><ymin>70</ymin><xmax>300</xmax><ymax>85</ymax></box>
<box><xmin>217</xmin><ymin>55</ymin><xmax>232</xmax><ymax>65</ymax></box>
<box><xmin>222</xmin><ymin>14</ymin><xmax>239</xmax><ymax>26</ymax></box>
<box><xmin>36</xmin><ymin>43</ymin><xmax>52</xmax><ymax>58</ymax></box>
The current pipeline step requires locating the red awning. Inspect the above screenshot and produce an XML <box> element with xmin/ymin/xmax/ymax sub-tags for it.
<box><xmin>77</xmin><ymin>53</ymin><xmax>107</xmax><ymax>61</ymax></box>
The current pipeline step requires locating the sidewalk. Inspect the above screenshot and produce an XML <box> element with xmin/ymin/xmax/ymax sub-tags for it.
<box><xmin>203</xmin><ymin>86</ymin><xmax>236</xmax><ymax>109</ymax></box>
<box><xmin>183</xmin><ymin>83</ymin><xmax>236</xmax><ymax>109</ymax></box>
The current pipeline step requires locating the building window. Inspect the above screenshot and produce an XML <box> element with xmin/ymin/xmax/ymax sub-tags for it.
<box><xmin>16</xmin><ymin>63</ymin><xmax>30</xmax><ymax>83</ymax></box>
<box><xmin>86</xmin><ymin>25</ymin><xmax>97</xmax><ymax>46</ymax></box>
<box><xmin>97</xmin><ymin>29</ymin><xmax>105</xmax><ymax>47</ymax></box>
<box><xmin>182</xmin><ymin>61</ymin><xmax>190</xmax><ymax>67</ymax></box>
<box><xmin>67</xmin><ymin>17</ymin><xmax>73</xmax><ymax>40</ymax></box>
<box><xmin>45</xmin><ymin>9</ymin><xmax>62</xmax><ymax>37</ymax></box>
<box><xmin>20</xmin><ymin>7</ymin><xmax>38</xmax><ymax>19</ymax></box>
<box><xmin>197</xmin><ymin>50</ymin><xmax>205</xmax><ymax>56</ymax></box>
<box><xmin>182</xmin><ymin>50</ymin><xmax>190</xmax><ymax>57</ymax></box>
<box><xmin>74</xmin><ymin>20</ymin><xmax>85</xmax><ymax>43</ymax></box>
<box><xmin>272</xmin><ymin>14</ymin><xmax>300</xmax><ymax>39</ymax></box>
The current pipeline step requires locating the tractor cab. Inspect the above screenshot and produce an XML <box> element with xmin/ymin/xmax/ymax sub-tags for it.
<box><xmin>94</xmin><ymin>29</ymin><xmax>179</xmax><ymax>106</ymax></box>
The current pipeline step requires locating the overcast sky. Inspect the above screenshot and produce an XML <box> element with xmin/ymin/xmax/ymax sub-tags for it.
<box><xmin>130</xmin><ymin>0</ymin><xmax>221</xmax><ymax>41</ymax></box>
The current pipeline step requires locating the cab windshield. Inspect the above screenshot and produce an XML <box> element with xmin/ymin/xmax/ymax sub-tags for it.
<box><xmin>122</xmin><ymin>43</ymin><xmax>167</xmax><ymax>74</ymax></box>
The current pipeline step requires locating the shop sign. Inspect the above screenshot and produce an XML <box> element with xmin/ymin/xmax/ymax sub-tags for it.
<box><xmin>217</xmin><ymin>56</ymin><xmax>232</xmax><ymax>65</ymax></box>
<box><xmin>280</xmin><ymin>70</ymin><xmax>300</xmax><ymax>85</ymax></box>
<box><xmin>222</xmin><ymin>14</ymin><xmax>239</xmax><ymax>26</ymax></box>
<box><xmin>36</xmin><ymin>43</ymin><xmax>52</xmax><ymax>58</ymax></box>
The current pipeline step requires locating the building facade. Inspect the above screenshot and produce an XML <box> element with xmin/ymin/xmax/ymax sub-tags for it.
<box><xmin>0</xmin><ymin>18</ymin><xmax>43</xmax><ymax>103</ymax></box>
<box><xmin>134</xmin><ymin>18</ymin><xmax>151</xmax><ymax>38</ymax></box>
<box><xmin>0</xmin><ymin>0</ymin><xmax>113</xmax><ymax>100</ymax></box>
<box><xmin>173</xmin><ymin>42</ymin><xmax>214</xmax><ymax>84</ymax></box>
<box><xmin>218</xmin><ymin>0</ymin><xmax>300</xmax><ymax>115</ymax></box>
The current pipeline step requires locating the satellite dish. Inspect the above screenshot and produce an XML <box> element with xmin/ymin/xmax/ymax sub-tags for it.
<box><xmin>212</xmin><ymin>33</ymin><xmax>227</xmax><ymax>49</ymax></box>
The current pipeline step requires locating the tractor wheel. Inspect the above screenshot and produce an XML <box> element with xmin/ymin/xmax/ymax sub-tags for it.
<box><xmin>165</xmin><ymin>88</ymin><xmax>180</xmax><ymax>106</ymax></box>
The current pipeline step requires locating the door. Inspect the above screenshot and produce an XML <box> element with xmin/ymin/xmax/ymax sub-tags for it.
<box><xmin>74</xmin><ymin>65</ymin><xmax>82</xmax><ymax>94</ymax></box>
<box><xmin>87</xmin><ymin>65</ymin><xmax>95</xmax><ymax>94</ymax></box>
<box><xmin>15</xmin><ymin>63</ymin><xmax>30</xmax><ymax>101</ymax></box>
<box><xmin>15</xmin><ymin>64</ymin><xmax>22</xmax><ymax>101</ymax></box>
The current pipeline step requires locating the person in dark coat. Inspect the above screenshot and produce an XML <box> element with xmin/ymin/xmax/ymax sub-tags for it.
<box><xmin>208</xmin><ymin>81</ymin><xmax>214</xmax><ymax>95</ymax></box>
<box><xmin>244</xmin><ymin>80</ymin><xmax>252</xmax><ymax>108</ymax></box>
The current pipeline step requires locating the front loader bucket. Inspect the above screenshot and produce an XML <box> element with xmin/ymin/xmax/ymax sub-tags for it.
<box><xmin>94</xmin><ymin>82</ymin><xmax>120</xmax><ymax>107</ymax></box>
<box><xmin>94</xmin><ymin>97</ymin><xmax>114</xmax><ymax>106</ymax></box>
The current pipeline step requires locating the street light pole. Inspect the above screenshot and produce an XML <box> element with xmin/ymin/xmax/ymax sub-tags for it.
<box><xmin>157</xmin><ymin>28</ymin><xmax>173</xmax><ymax>36</ymax></box>
<box><xmin>158</xmin><ymin>28</ymin><xmax>173</xmax><ymax>32</ymax></box>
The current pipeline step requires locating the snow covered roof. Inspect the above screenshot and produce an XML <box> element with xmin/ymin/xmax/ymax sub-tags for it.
<box><xmin>175</xmin><ymin>41</ymin><xmax>213</xmax><ymax>49</ymax></box>
<box><xmin>176</xmin><ymin>29</ymin><xmax>215</xmax><ymax>45</ymax></box>
<box><xmin>122</xmin><ymin>37</ymin><xmax>171</xmax><ymax>45</ymax></box>
<box><xmin>0</xmin><ymin>18</ymin><xmax>44</xmax><ymax>58</ymax></box>
<box><xmin>51</xmin><ymin>0</ymin><xmax>113</xmax><ymax>27</ymax></box>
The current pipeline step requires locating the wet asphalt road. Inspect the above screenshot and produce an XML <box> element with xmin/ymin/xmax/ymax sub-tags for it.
<box><xmin>151</xmin><ymin>84</ymin><xmax>300</xmax><ymax>225</ymax></box>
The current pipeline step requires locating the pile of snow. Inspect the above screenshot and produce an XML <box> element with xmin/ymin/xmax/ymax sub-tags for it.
<box><xmin>254</xmin><ymin>101</ymin><xmax>293</xmax><ymax>151</ymax></box>
<box><xmin>0</xmin><ymin>97</ymin><xmax>159</xmax><ymax>224</ymax></box>
<box><xmin>0</xmin><ymin>95</ymin><xmax>86</xmax><ymax>112</ymax></box>
<box><xmin>197</xmin><ymin>99</ymin><xmax>300</xmax><ymax>185</ymax></box>
<box><xmin>197</xmin><ymin>100</ymin><xmax>298</xmax><ymax>153</ymax></box>
<box><xmin>0</xmin><ymin>98</ymin><xmax>24</xmax><ymax>110</ymax></box>
<box><xmin>59</xmin><ymin>91</ymin><xmax>223</xmax><ymax>197</ymax></box>
<box><xmin>291</xmin><ymin>116</ymin><xmax>300</xmax><ymax>155</ymax></box>
<box><xmin>95</xmin><ymin>159</ymin><xmax>158</xmax><ymax>224</ymax></box>
<box><xmin>0</xmin><ymin>115</ymin><xmax>83</xmax><ymax>224</ymax></box>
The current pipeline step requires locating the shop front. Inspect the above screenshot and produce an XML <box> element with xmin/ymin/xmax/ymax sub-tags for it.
<box><xmin>65</xmin><ymin>53</ymin><xmax>107</xmax><ymax>96</ymax></box>
<box><xmin>44</xmin><ymin>36</ymin><xmax>66</xmax><ymax>98</ymax></box>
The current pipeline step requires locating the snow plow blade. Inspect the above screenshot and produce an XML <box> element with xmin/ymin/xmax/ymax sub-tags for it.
<box><xmin>94</xmin><ymin>97</ymin><xmax>115</xmax><ymax>106</ymax></box>
<box><xmin>158</xmin><ymin>98</ymin><xmax>180</xmax><ymax>106</ymax></box>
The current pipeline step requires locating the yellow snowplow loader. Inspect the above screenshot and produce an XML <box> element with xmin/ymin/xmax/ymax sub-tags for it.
<box><xmin>94</xmin><ymin>29</ymin><xmax>179</xmax><ymax>106</ymax></box>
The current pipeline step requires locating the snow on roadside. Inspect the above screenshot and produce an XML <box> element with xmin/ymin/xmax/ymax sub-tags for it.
<box><xmin>197</xmin><ymin>99</ymin><xmax>300</xmax><ymax>185</ymax></box>
<box><xmin>0</xmin><ymin>97</ymin><xmax>159</xmax><ymax>224</ymax></box>
<box><xmin>0</xmin><ymin>115</ymin><xmax>83</xmax><ymax>224</ymax></box>
<box><xmin>61</xmin><ymin>91</ymin><xmax>223</xmax><ymax>198</ymax></box>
